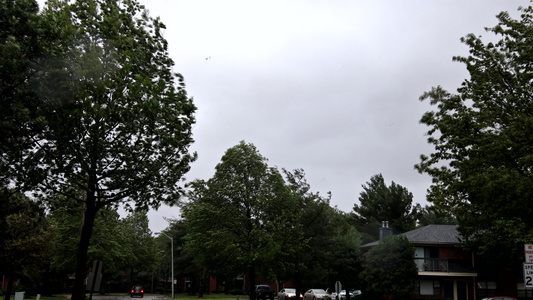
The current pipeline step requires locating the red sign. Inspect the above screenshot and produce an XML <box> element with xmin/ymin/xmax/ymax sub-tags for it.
<box><xmin>525</xmin><ymin>244</ymin><xmax>533</xmax><ymax>263</ymax></box>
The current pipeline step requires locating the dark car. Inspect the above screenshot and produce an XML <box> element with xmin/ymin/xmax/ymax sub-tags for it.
<box><xmin>131</xmin><ymin>285</ymin><xmax>144</xmax><ymax>298</ymax></box>
<box><xmin>255</xmin><ymin>285</ymin><xmax>275</xmax><ymax>300</ymax></box>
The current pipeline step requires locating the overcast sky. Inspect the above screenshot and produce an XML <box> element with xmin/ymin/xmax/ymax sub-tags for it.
<box><xmin>38</xmin><ymin>0</ymin><xmax>529</xmax><ymax>232</ymax></box>
<box><xmin>142</xmin><ymin>0</ymin><xmax>528</xmax><ymax>233</ymax></box>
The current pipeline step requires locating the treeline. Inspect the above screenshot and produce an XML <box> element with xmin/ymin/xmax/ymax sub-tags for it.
<box><xmin>1</xmin><ymin>141</ymin><xmax>450</xmax><ymax>300</ymax></box>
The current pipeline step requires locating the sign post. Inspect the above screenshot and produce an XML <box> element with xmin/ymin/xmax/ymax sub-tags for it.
<box><xmin>524</xmin><ymin>263</ymin><xmax>533</xmax><ymax>288</ymax></box>
<box><xmin>87</xmin><ymin>260</ymin><xmax>103</xmax><ymax>300</ymax></box>
<box><xmin>335</xmin><ymin>281</ymin><xmax>342</xmax><ymax>294</ymax></box>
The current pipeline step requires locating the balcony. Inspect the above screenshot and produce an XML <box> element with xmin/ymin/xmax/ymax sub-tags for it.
<box><xmin>414</xmin><ymin>258</ymin><xmax>476</xmax><ymax>274</ymax></box>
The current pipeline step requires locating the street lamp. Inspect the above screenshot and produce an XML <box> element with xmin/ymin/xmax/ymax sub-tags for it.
<box><xmin>156</xmin><ymin>232</ymin><xmax>174</xmax><ymax>299</ymax></box>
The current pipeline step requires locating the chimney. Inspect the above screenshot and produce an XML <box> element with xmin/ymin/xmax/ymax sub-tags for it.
<box><xmin>379</xmin><ymin>221</ymin><xmax>393</xmax><ymax>240</ymax></box>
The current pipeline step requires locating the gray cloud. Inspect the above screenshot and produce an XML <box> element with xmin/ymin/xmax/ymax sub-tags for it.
<box><xmin>145</xmin><ymin>0</ymin><xmax>527</xmax><ymax>232</ymax></box>
<box><xmin>37</xmin><ymin>0</ymin><xmax>526</xmax><ymax>231</ymax></box>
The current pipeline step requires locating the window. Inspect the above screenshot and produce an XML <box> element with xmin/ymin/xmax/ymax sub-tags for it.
<box><xmin>517</xmin><ymin>283</ymin><xmax>533</xmax><ymax>298</ymax></box>
<box><xmin>416</xmin><ymin>280</ymin><xmax>440</xmax><ymax>295</ymax></box>
<box><xmin>477</xmin><ymin>281</ymin><xmax>497</xmax><ymax>298</ymax></box>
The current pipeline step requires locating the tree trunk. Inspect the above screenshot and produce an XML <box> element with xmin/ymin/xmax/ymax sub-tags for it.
<box><xmin>71</xmin><ymin>198</ymin><xmax>98</xmax><ymax>300</ymax></box>
<box><xmin>198</xmin><ymin>270</ymin><xmax>205</xmax><ymax>298</ymax></box>
<box><xmin>294</xmin><ymin>267</ymin><xmax>302</xmax><ymax>300</ymax></box>
<box><xmin>247</xmin><ymin>265</ymin><xmax>256</xmax><ymax>300</ymax></box>
<box><xmin>345</xmin><ymin>284</ymin><xmax>350</xmax><ymax>300</ymax></box>
<box><xmin>3</xmin><ymin>276</ymin><xmax>14</xmax><ymax>300</ymax></box>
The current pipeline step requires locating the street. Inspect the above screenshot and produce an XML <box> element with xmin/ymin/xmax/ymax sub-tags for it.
<box><xmin>91</xmin><ymin>295</ymin><xmax>167</xmax><ymax>300</ymax></box>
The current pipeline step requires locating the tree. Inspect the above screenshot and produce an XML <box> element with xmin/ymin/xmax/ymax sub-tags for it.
<box><xmin>417</xmin><ymin>205</ymin><xmax>456</xmax><ymax>227</ymax></box>
<box><xmin>352</xmin><ymin>174</ymin><xmax>420</xmax><ymax>244</ymax></box>
<box><xmin>47</xmin><ymin>194</ymin><xmax>152</xmax><ymax>293</ymax></box>
<box><xmin>182</xmin><ymin>142</ymin><xmax>295</xmax><ymax>300</ymax></box>
<box><xmin>121</xmin><ymin>210</ymin><xmax>155</xmax><ymax>287</ymax></box>
<box><xmin>7</xmin><ymin>1</ymin><xmax>197</xmax><ymax>299</ymax></box>
<box><xmin>361</xmin><ymin>235</ymin><xmax>417</xmax><ymax>300</ymax></box>
<box><xmin>280</xmin><ymin>169</ymin><xmax>333</xmax><ymax>293</ymax></box>
<box><xmin>416</xmin><ymin>3</ymin><xmax>533</xmax><ymax>263</ymax></box>
<box><xmin>0</xmin><ymin>0</ymin><xmax>48</xmax><ymax>190</ymax></box>
<box><xmin>156</xmin><ymin>219</ymin><xmax>205</xmax><ymax>296</ymax></box>
<box><xmin>0</xmin><ymin>188</ymin><xmax>54</xmax><ymax>300</ymax></box>
<box><xmin>281</xmin><ymin>169</ymin><xmax>361</xmax><ymax>296</ymax></box>
<box><xmin>324</xmin><ymin>210</ymin><xmax>361</xmax><ymax>296</ymax></box>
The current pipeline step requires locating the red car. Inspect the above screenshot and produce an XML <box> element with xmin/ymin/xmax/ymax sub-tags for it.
<box><xmin>130</xmin><ymin>286</ymin><xmax>144</xmax><ymax>298</ymax></box>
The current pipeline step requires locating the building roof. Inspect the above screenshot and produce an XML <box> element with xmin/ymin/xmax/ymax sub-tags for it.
<box><xmin>361</xmin><ymin>224</ymin><xmax>460</xmax><ymax>248</ymax></box>
<box><xmin>403</xmin><ymin>224</ymin><xmax>460</xmax><ymax>245</ymax></box>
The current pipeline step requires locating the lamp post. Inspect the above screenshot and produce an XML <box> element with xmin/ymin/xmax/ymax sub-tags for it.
<box><xmin>157</xmin><ymin>232</ymin><xmax>174</xmax><ymax>299</ymax></box>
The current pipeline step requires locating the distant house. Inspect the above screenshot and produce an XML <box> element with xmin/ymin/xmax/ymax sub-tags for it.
<box><xmin>363</xmin><ymin>224</ymin><xmax>477</xmax><ymax>300</ymax></box>
<box><xmin>405</xmin><ymin>225</ymin><xmax>477</xmax><ymax>300</ymax></box>
<box><xmin>362</xmin><ymin>224</ymin><xmax>528</xmax><ymax>300</ymax></box>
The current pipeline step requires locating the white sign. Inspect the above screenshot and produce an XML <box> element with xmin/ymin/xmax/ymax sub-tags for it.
<box><xmin>335</xmin><ymin>281</ymin><xmax>342</xmax><ymax>294</ymax></box>
<box><xmin>524</xmin><ymin>263</ymin><xmax>533</xmax><ymax>288</ymax></box>
<box><xmin>525</xmin><ymin>244</ymin><xmax>533</xmax><ymax>263</ymax></box>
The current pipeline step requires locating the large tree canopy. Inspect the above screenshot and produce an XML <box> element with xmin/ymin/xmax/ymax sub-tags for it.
<box><xmin>182</xmin><ymin>142</ymin><xmax>296</xmax><ymax>300</ymax></box>
<box><xmin>416</xmin><ymin>4</ymin><xmax>533</xmax><ymax>262</ymax></box>
<box><xmin>2</xmin><ymin>0</ymin><xmax>197</xmax><ymax>299</ymax></box>
<box><xmin>0</xmin><ymin>0</ymin><xmax>49</xmax><ymax>189</ymax></box>
<box><xmin>281</xmin><ymin>169</ymin><xmax>350</xmax><ymax>291</ymax></box>
<box><xmin>33</xmin><ymin>0</ymin><xmax>197</xmax><ymax>210</ymax></box>
<box><xmin>352</xmin><ymin>174</ymin><xmax>420</xmax><ymax>244</ymax></box>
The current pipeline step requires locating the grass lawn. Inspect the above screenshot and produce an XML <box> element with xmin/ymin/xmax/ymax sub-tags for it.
<box><xmin>25</xmin><ymin>293</ymin><xmax>247</xmax><ymax>300</ymax></box>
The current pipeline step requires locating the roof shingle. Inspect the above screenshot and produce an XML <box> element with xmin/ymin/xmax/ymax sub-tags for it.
<box><xmin>361</xmin><ymin>224</ymin><xmax>460</xmax><ymax>248</ymax></box>
<box><xmin>403</xmin><ymin>224</ymin><xmax>460</xmax><ymax>245</ymax></box>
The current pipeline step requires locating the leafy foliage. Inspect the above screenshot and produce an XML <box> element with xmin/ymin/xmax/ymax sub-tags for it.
<box><xmin>291</xmin><ymin>187</ymin><xmax>362</xmax><ymax>291</ymax></box>
<box><xmin>282</xmin><ymin>169</ymin><xmax>337</xmax><ymax>289</ymax></box>
<box><xmin>120</xmin><ymin>210</ymin><xmax>155</xmax><ymax>285</ymax></box>
<box><xmin>0</xmin><ymin>0</ymin><xmax>45</xmax><ymax>189</ymax></box>
<box><xmin>183</xmin><ymin>142</ymin><xmax>295</xmax><ymax>298</ymax></box>
<box><xmin>33</xmin><ymin>0</ymin><xmax>197</xmax><ymax>211</ymax></box>
<box><xmin>352</xmin><ymin>174</ymin><xmax>420</xmax><ymax>244</ymax></box>
<box><xmin>323</xmin><ymin>210</ymin><xmax>362</xmax><ymax>293</ymax></box>
<box><xmin>182</xmin><ymin>147</ymin><xmax>364</xmax><ymax>296</ymax></box>
<box><xmin>362</xmin><ymin>236</ymin><xmax>417</xmax><ymax>300</ymax></box>
<box><xmin>417</xmin><ymin>205</ymin><xmax>457</xmax><ymax>227</ymax></box>
<box><xmin>47</xmin><ymin>192</ymin><xmax>87</xmax><ymax>273</ymax></box>
<box><xmin>48</xmin><ymin>195</ymin><xmax>154</xmax><ymax>288</ymax></box>
<box><xmin>416</xmin><ymin>4</ymin><xmax>533</xmax><ymax>263</ymax></box>
<box><xmin>155</xmin><ymin>219</ymin><xmax>214</xmax><ymax>296</ymax></box>
<box><xmin>1</xmin><ymin>0</ymin><xmax>197</xmax><ymax>298</ymax></box>
<box><xmin>0</xmin><ymin>188</ymin><xmax>54</xmax><ymax>298</ymax></box>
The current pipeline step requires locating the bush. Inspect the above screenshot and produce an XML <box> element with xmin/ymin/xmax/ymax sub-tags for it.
<box><xmin>229</xmin><ymin>289</ymin><xmax>245</xmax><ymax>295</ymax></box>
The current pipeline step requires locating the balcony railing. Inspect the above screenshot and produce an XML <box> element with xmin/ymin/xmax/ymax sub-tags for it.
<box><xmin>414</xmin><ymin>258</ymin><xmax>476</xmax><ymax>273</ymax></box>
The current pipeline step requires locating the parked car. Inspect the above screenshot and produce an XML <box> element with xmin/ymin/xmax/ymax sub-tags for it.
<box><xmin>255</xmin><ymin>285</ymin><xmax>275</xmax><ymax>300</ymax></box>
<box><xmin>278</xmin><ymin>288</ymin><xmax>302</xmax><ymax>300</ymax></box>
<box><xmin>480</xmin><ymin>297</ymin><xmax>517</xmax><ymax>300</ymax></box>
<box><xmin>303</xmin><ymin>289</ymin><xmax>330</xmax><ymax>300</ymax></box>
<box><xmin>130</xmin><ymin>285</ymin><xmax>144</xmax><ymax>298</ymax></box>
<box><xmin>330</xmin><ymin>290</ymin><xmax>362</xmax><ymax>300</ymax></box>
